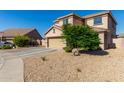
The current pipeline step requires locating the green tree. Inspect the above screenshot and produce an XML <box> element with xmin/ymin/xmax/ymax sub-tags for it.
<box><xmin>62</xmin><ymin>24</ymin><xmax>100</xmax><ymax>51</ymax></box>
<box><xmin>13</xmin><ymin>36</ymin><xmax>30</xmax><ymax>47</ymax></box>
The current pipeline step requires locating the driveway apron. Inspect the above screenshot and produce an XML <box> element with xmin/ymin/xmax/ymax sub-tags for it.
<box><xmin>0</xmin><ymin>47</ymin><xmax>56</xmax><ymax>82</ymax></box>
<box><xmin>0</xmin><ymin>52</ymin><xmax>24</xmax><ymax>82</ymax></box>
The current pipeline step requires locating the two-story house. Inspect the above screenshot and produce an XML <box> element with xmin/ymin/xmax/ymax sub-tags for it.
<box><xmin>45</xmin><ymin>11</ymin><xmax>117</xmax><ymax>49</ymax></box>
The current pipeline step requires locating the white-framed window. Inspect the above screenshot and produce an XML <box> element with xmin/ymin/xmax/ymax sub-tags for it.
<box><xmin>53</xmin><ymin>29</ymin><xmax>55</xmax><ymax>33</ymax></box>
<box><xmin>94</xmin><ymin>16</ymin><xmax>102</xmax><ymax>25</ymax></box>
<box><xmin>63</xmin><ymin>18</ymin><xmax>68</xmax><ymax>25</ymax></box>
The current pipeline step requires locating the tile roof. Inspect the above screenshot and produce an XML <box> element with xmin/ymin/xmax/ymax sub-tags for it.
<box><xmin>83</xmin><ymin>11</ymin><xmax>110</xmax><ymax>18</ymax></box>
<box><xmin>54</xmin><ymin>11</ymin><xmax>117</xmax><ymax>24</ymax></box>
<box><xmin>54</xmin><ymin>13</ymin><xmax>82</xmax><ymax>22</ymax></box>
<box><xmin>1</xmin><ymin>28</ymin><xmax>36</xmax><ymax>37</ymax></box>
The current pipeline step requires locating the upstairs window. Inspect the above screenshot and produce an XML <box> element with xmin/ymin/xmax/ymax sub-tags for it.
<box><xmin>94</xmin><ymin>16</ymin><xmax>102</xmax><ymax>25</ymax></box>
<box><xmin>53</xmin><ymin>29</ymin><xmax>55</xmax><ymax>33</ymax></box>
<box><xmin>63</xmin><ymin>18</ymin><xmax>68</xmax><ymax>25</ymax></box>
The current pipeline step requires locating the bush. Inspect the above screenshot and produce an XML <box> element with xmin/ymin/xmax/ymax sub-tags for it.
<box><xmin>41</xmin><ymin>56</ymin><xmax>47</xmax><ymax>61</ymax></box>
<box><xmin>13</xmin><ymin>36</ymin><xmax>30</xmax><ymax>47</ymax></box>
<box><xmin>63</xmin><ymin>46</ymin><xmax>72</xmax><ymax>52</ymax></box>
<box><xmin>62</xmin><ymin>24</ymin><xmax>100</xmax><ymax>51</ymax></box>
<box><xmin>0</xmin><ymin>45</ymin><xmax>12</xmax><ymax>49</ymax></box>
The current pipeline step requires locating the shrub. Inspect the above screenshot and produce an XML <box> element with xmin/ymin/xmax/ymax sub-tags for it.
<box><xmin>13</xmin><ymin>36</ymin><xmax>30</xmax><ymax>47</ymax></box>
<box><xmin>0</xmin><ymin>45</ymin><xmax>12</xmax><ymax>49</ymax></box>
<box><xmin>41</xmin><ymin>56</ymin><xmax>47</xmax><ymax>61</ymax></box>
<box><xmin>62</xmin><ymin>24</ymin><xmax>100</xmax><ymax>51</ymax></box>
<box><xmin>63</xmin><ymin>46</ymin><xmax>72</xmax><ymax>52</ymax></box>
<box><xmin>77</xmin><ymin>68</ymin><xmax>82</xmax><ymax>72</ymax></box>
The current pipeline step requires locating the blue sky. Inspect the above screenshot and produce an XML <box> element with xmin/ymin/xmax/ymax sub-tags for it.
<box><xmin>0</xmin><ymin>10</ymin><xmax>123</xmax><ymax>37</ymax></box>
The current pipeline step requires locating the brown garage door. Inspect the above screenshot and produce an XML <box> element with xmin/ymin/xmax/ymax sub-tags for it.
<box><xmin>48</xmin><ymin>37</ymin><xmax>66</xmax><ymax>49</ymax></box>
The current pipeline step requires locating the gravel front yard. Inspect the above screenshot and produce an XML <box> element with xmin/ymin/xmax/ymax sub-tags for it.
<box><xmin>23</xmin><ymin>48</ymin><xmax>124</xmax><ymax>82</ymax></box>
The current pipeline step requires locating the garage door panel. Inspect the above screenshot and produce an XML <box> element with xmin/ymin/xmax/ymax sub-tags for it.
<box><xmin>48</xmin><ymin>38</ymin><xmax>66</xmax><ymax>49</ymax></box>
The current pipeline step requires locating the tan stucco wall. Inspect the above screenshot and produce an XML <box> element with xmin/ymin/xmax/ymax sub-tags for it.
<box><xmin>73</xmin><ymin>17</ymin><xmax>83</xmax><ymax>25</ymax></box>
<box><xmin>41</xmin><ymin>39</ymin><xmax>46</xmax><ymax>47</ymax></box>
<box><xmin>99</xmin><ymin>31</ymin><xmax>114</xmax><ymax>49</ymax></box>
<box><xmin>99</xmin><ymin>33</ymin><xmax>105</xmax><ymax>49</ymax></box>
<box><xmin>86</xmin><ymin>15</ymin><xmax>108</xmax><ymax>29</ymax></box>
<box><xmin>107</xmin><ymin>32</ymin><xmax>113</xmax><ymax>47</ymax></box>
<box><xmin>113</xmin><ymin>38</ymin><xmax>124</xmax><ymax>48</ymax></box>
<box><xmin>55</xmin><ymin>16</ymin><xmax>83</xmax><ymax>26</ymax></box>
<box><xmin>45</xmin><ymin>27</ymin><xmax>62</xmax><ymax>38</ymax></box>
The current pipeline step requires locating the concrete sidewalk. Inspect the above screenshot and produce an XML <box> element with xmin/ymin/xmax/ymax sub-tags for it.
<box><xmin>0</xmin><ymin>56</ymin><xmax>24</xmax><ymax>82</ymax></box>
<box><xmin>0</xmin><ymin>57</ymin><xmax>4</xmax><ymax>70</ymax></box>
<box><xmin>0</xmin><ymin>48</ymin><xmax>56</xmax><ymax>82</ymax></box>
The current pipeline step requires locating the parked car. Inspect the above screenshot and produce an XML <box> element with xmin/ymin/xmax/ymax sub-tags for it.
<box><xmin>0</xmin><ymin>41</ymin><xmax>4</xmax><ymax>46</ymax></box>
<box><xmin>0</xmin><ymin>41</ymin><xmax>16</xmax><ymax>48</ymax></box>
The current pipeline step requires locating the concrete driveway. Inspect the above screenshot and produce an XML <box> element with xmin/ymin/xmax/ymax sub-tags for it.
<box><xmin>2</xmin><ymin>47</ymin><xmax>56</xmax><ymax>60</ymax></box>
<box><xmin>0</xmin><ymin>47</ymin><xmax>56</xmax><ymax>82</ymax></box>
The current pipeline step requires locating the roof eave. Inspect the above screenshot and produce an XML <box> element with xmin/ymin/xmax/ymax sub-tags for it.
<box><xmin>54</xmin><ymin>13</ymin><xmax>82</xmax><ymax>23</ymax></box>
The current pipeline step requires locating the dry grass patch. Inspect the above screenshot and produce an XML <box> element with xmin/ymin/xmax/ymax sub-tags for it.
<box><xmin>23</xmin><ymin>48</ymin><xmax>124</xmax><ymax>82</ymax></box>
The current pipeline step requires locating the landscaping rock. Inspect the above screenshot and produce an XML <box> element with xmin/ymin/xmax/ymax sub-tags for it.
<box><xmin>72</xmin><ymin>48</ymin><xmax>80</xmax><ymax>56</ymax></box>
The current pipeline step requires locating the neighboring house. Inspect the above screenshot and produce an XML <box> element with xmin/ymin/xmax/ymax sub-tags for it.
<box><xmin>0</xmin><ymin>28</ymin><xmax>42</xmax><ymax>45</ymax></box>
<box><xmin>45</xmin><ymin>11</ymin><xmax>117</xmax><ymax>50</ymax></box>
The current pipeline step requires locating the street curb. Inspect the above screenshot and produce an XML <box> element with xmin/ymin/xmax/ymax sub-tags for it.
<box><xmin>4</xmin><ymin>49</ymin><xmax>57</xmax><ymax>60</ymax></box>
<box><xmin>0</xmin><ymin>54</ymin><xmax>5</xmax><ymax>71</ymax></box>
